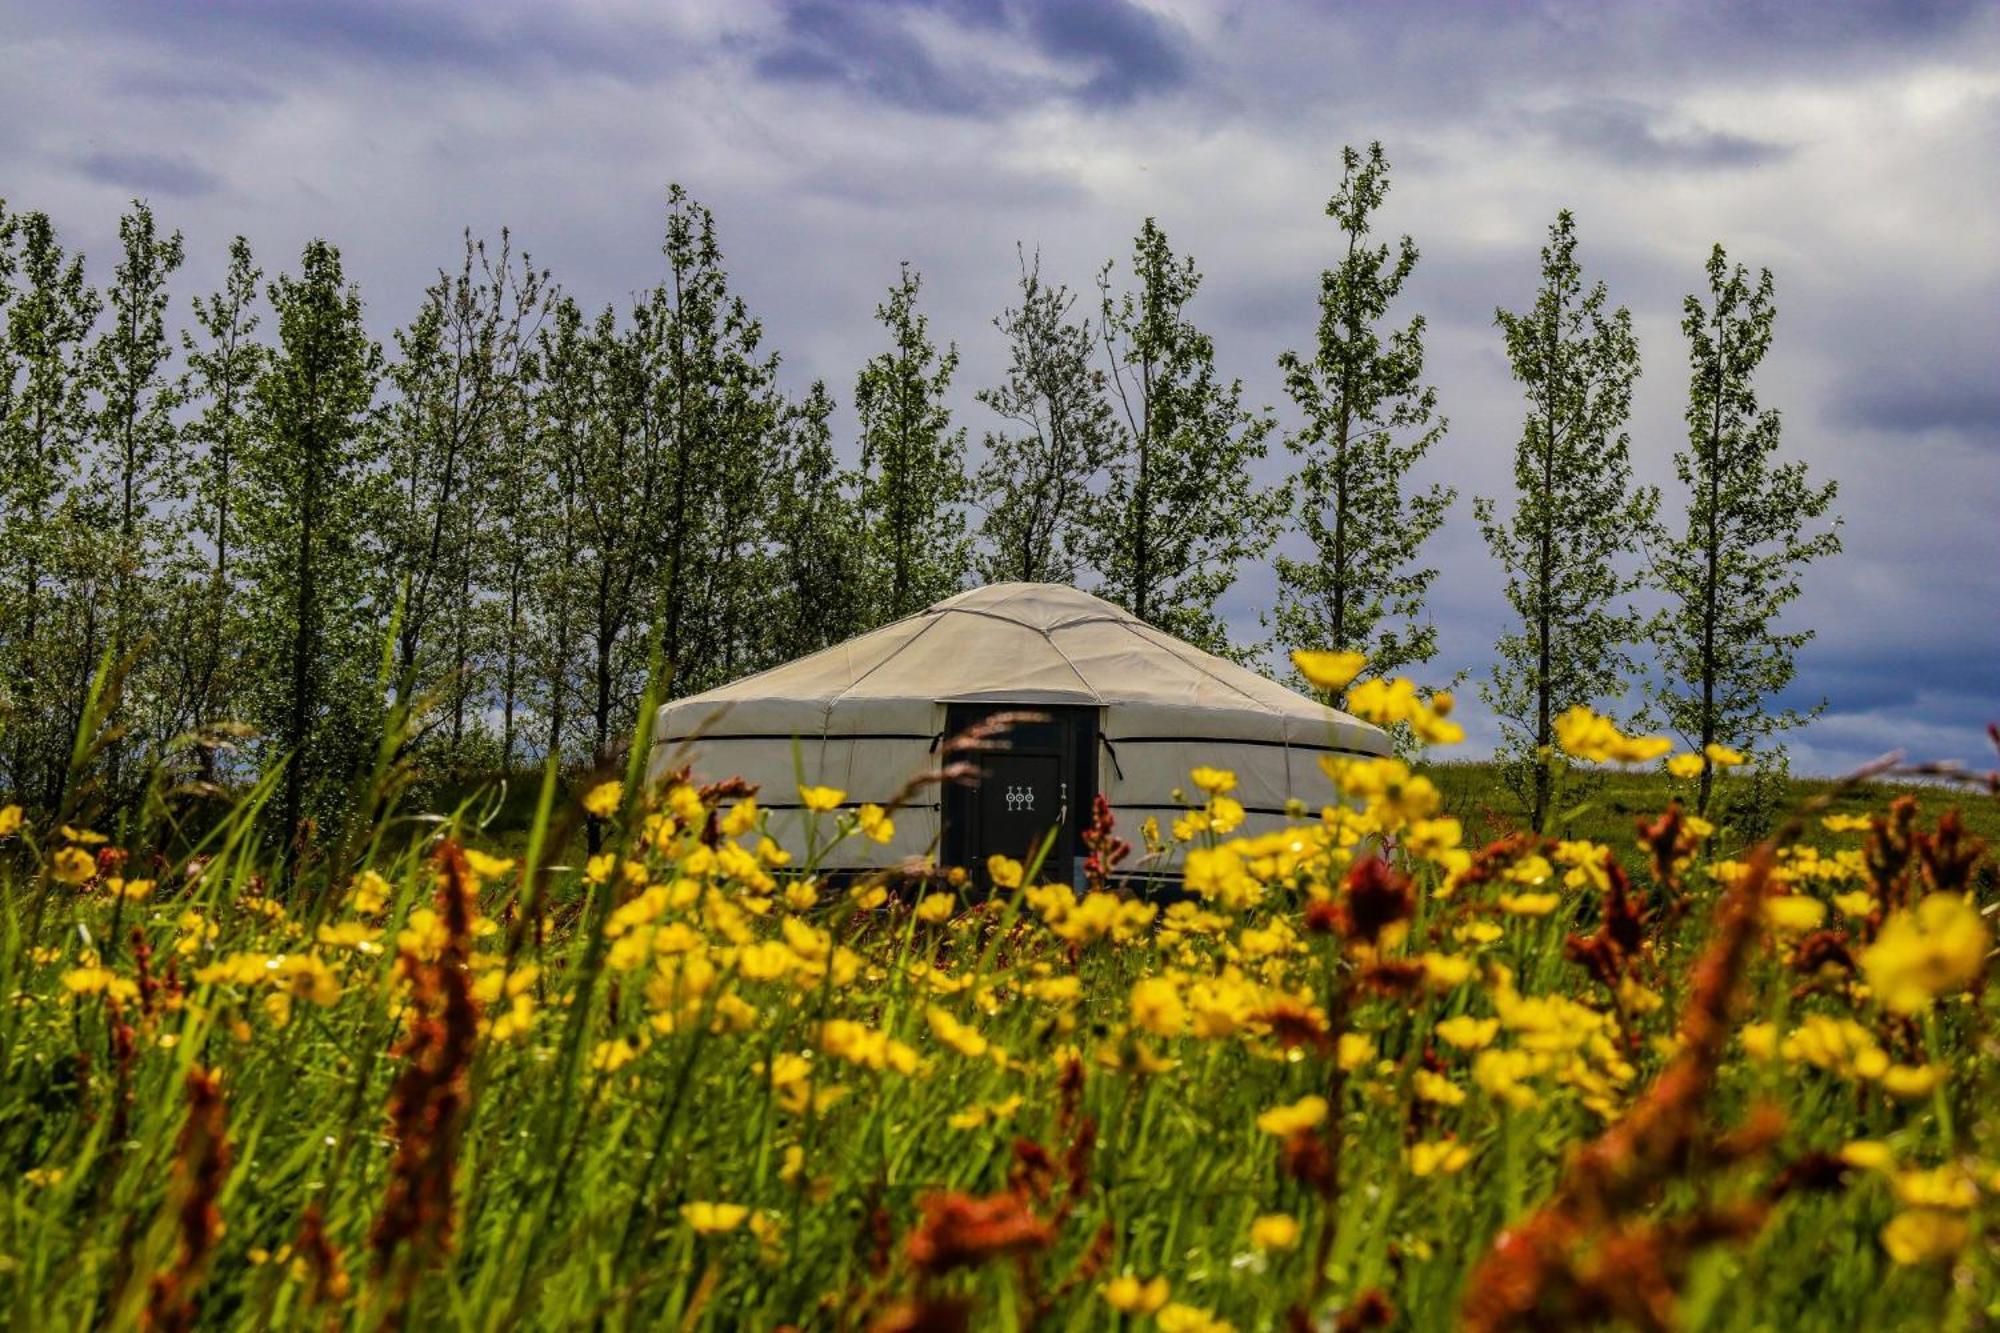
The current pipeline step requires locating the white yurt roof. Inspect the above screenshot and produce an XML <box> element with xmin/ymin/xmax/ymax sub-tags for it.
<box><xmin>655</xmin><ymin>582</ymin><xmax>1385</xmax><ymax>752</ymax></box>
<box><xmin>650</xmin><ymin>583</ymin><xmax>1389</xmax><ymax>871</ymax></box>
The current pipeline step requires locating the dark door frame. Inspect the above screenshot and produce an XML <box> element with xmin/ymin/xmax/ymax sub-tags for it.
<box><xmin>940</xmin><ymin>703</ymin><xmax>1099</xmax><ymax>882</ymax></box>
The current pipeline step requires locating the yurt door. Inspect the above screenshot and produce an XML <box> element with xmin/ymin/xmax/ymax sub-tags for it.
<box><xmin>941</xmin><ymin>704</ymin><xmax>1097</xmax><ymax>886</ymax></box>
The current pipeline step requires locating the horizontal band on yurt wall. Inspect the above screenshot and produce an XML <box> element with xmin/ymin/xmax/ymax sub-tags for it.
<box><xmin>656</xmin><ymin>731</ymin><xmax>938</xmax><ymax>745</ymax></box>
<box><xmin>1103</xmin><ymin>734</ymin><xmax>1381</xmax><ymax>759</ymax></box>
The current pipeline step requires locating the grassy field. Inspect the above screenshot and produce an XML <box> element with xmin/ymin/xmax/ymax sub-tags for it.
<box><xmin>1</xmin><ymin>707</ymin><xmax>1996</xmax><ymax>1330</ymax></box>
<box><xmin>1423</xmin><ymin>760</ymin><xmax>2000</xmax><ymax>859</ymax></box>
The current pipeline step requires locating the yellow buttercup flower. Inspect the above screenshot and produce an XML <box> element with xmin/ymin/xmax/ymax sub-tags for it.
<box><xmin>857</xmin><ymin>803</ymin><xmax>894</xmax><ymax>845</ymax></box>
<box><xmin>1881</xmin><ymin>1210</ymin><xmax>1968</xmax><ymax>1265</ymax></box>
<box><xmin>1665</xmin><ymin>753</ymin><xmax>1703</xmax><ymax>780</ymax></box>
<box><xmin>582</xmin><ymin>780</ymin><xmax>623</xmax><ymax>818</ymax></box>
<box><xmin>1860</xmin><ymin>893</ymin><xmax>1989</xmax><ymax>1014</ymax></box>
<box><xmin>1763</xmin><ymin>894</ymin><xmax>1826</xmax><ymax>932</ymax></box>
<box><xmin>1249</xmin><ymin>1213</ymin><xmax>1300</xmax><ymax>1251</ymax></box>
<box><xmin>1129</xmin><ymin>977</ymin><xmax>1186</xmax><ymax>1037</ymax></box>
<box><xmin>986</xmin><ymin>854</ymin><xmax>1024</xmax><ymax>890</ymax></box>
<box><xmin>681</xmin><ymin>1201</ymin><xmax>749</xmax><ymax>1234</ymax></box>
<box><xmin>1407</xmin><ymin>1139</ymin><xmax>1473</xmax><ymax>1177</ymax></box>
<box><xmin>0</xmin><ymin>804</ymin><xmax>21</xmax><ymax>837</ymax></box>
<box><xmin>1435</xmin><ymin>1015</ymin><xmax>1499</xmax><ymax>1051</ymax></box>
<box><xmin>1189</xmin><ymin>765</ymin><xmax>1237</xmax><ymax>795</ymax></box>
<box><xmin>1553</xmin><ymin>706</ymin><xmax>1672</xmax><ymax>764</ymax></box>
<box><xmin>1704</xmin><ymin>743</ymin><xmax>1746</xmax><ymax>767</ymax></box>
<box><xmin>1291</xmin><ymin>649</ymin><xmax>1366</xmax><ymax>693</ymax></box>
<box><xmin>798</xmin><ymin>785</ymin><xmax>845</xmax><ymax>813</ymax></box>
<box><xmin>1255</xmin><ymin>1094</ymin><xmax>1327</xmax><ymax>1136</ymax></box>
<box><xmin>1101</xmin><ymin>1275</ymin><xmax>1170</xmax><ymax>1314</ymax></box>
<box><xmin>52</xmin><ymin>847</ymin><xmax>96</xmax><ymax>885</ymax></box>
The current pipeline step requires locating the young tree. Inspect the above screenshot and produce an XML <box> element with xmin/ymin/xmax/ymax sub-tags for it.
<box><xmin>973</xmin><ymin>248</ymin><xmax>1114</xmax><ymax>585</ymax></box>
<box><xmin>0</xmin><ymin>209</ymin><xmax>102</xmax><ymax>808</ymax></box>
<box><xmin>855</xmin><ymin>263</ymin><xmax>970</xmax><ymax>622</ymax></box>
<box><xmin>243</xmin><ymin>240</ymin><xmax>382</xmax><ymax>866</ymax></box>
<box><xmin>766</xmin><ymin>380</ymin><xmax>866</xmax><ymax>662</ymax></box>
<box><xmin>177</xmin><ymin>237</ymin><xmax>263</xmax><ymax>777</ymax></box>
<box><xmin>570</xmin><ymin>304</ymin><xmax>672</xmax><ymax>776</ymax></box>
<box><xmin>92</xmin><ymin>201</ymin><xmax>186</xmax><ymax>789</ymax></box>
<box><xmin>1475</xmin><ymin>211</ymin><xmax>1657</xmax><ymax>832</ymax></box>
<box><xmin>525</xmin><ymin>295</ymin><xmax>594</xmax><ymax>766</ymax></box>
<box><xmin>646</xmin><ymin>185</ymin><xmax>784</xmax><ymax>695</ymax></box>
<box><xmin>94</xmin><ymin>202</ymin><xmax>186</xmax><ymax>665</ymax></box>
<box><xmin>381</xmin><ymin>230</ymin><xmax>548</xmax><ymax>764</ymax></box>
<box><xmin>1085</xmin><ymin>218</ymin><xmax>1275</xmax><ymax>653</ymax></box>
<box><xmin>1652</xmin><ymin>245</ymin><xmax>1841</xmax><ymax>814</ymax></box>
<box><xmin>1272</xmin><ymin>144</ymin><xmax>1453</xmax><ymax>699</ymax></box>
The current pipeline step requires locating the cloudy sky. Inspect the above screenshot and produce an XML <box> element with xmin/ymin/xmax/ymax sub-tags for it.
<box><xmin>5</xmin><ymin>0</ymin><xmax>1995</xmax><ymax>774</ymax></box>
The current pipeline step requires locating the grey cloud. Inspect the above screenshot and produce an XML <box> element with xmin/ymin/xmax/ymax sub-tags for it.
<box><xmin>749</xmin><ymin>0</ymin><xmax>1192</xmax><ymax>113</ymax></box>
<box><xmin>1541</xmin><ymin>99</ymin><xmax>1793</xmax><ymax>170</ymax></box>
<box><xmin>1019</xmin><ymin>0</ymin><xmax>1190</xmax><ymax>105</ymax></box>
<box><xmin>752</xmin><ymin>2</ymin><xmax>992</xmax><ymax>115</ymax></box>
<box><xmin>74</xmin><ymin>149</ymin><xmax>221</xmax><ymax>198</ymax></box>
<box><xmin>1840</xmin><ymin>373</ymin><xmax>2000</xmax><ymax>441</ymax></box>
<box><xmin>57</xmin><ymin>0</ymin><xmax>674</xmax><ymax>82</ymax></box>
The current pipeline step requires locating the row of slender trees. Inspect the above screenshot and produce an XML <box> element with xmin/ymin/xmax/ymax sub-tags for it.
<box><xmin>0</xmin><ymin>144</ymin><xmax>1838</xmax><ymax>843</ymax></box>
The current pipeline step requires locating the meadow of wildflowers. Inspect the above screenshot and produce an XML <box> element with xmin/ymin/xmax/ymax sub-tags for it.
<box><xmin>1</xmin><ymin>664</ymin><xmax>1994</xmax><ymax>1331</ymax></box>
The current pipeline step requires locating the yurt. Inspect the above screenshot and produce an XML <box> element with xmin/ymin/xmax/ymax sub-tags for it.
<box><xmin>649</xmin><ymin>583</ymin><xmax>1390</xmax><ymax>882</ymax></box>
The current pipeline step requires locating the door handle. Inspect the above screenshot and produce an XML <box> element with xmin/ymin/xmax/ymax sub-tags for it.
<box><xmin>1058</xmin><ymin>781</ymin><xmax>1068</xmax><ymax>828</ymax></box>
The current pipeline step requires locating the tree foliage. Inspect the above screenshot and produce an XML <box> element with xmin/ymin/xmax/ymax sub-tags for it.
<box><xmin>1475</xmin><ymin>211</ymin><xmax>1657</xmax><ymax>831</ymax></box>
<box><xmin>1085</xmin><ymin>219</ymin><xmax>1275</xmax><ymax>654</ymax></box>
<box><xmin>1273</xmin><ymin>143</ymin><xmax>1454</xmax><ymax>700</ymax></box>
<box><xmin>1652</xmin><ymin>245</ymin><xmax>1841</xmax><ymax>813</ymax></box>
<box><xmin>973</xmin><ymin>249</ymin><xmax>1115</xmax><ymax>585</ymax></box>
<box><xmin>243</xmin><ymin>239</ymin><xmax>383</xmax><ymax>863</ymax></box>
<box><xmin>856</xmin><ymin>263</ymin><xmax>970</xmax><ymax>623</ymax></box>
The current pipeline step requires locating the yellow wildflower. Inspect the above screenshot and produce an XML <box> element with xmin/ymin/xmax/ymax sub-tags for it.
<box><xmin>1291</xmin><ymin>649</ymin><xmax>1366</xmax><ymax>693</ymax></box>
<box><xmin>1249</xmin><ymin>1213</ymin><xmax>1300</xmax><ymax>1251</ymax></box>
<box><xmin>681</xmin><ymin>1202</ymin><xmax>749</xmax><ymax>1234</ymax></box>
<box><xmin>721</xmin><ymin>798</ymin><xmax>759</xmax><ymax>838</ymax></box>
<box><xmin>1413</xmin><ymin>1069</ymin><xmax>1466</xmax><ymax>1105</ymax></box>
<box><xmin>1665</xmin><ymin>753</ymin><xmax>1703</xmax><ymax>779</ymax></box>
<box><xmin>1881</xmin><ymin>1210</ymin><xmax>1968</xmax><ymax>1265</ymax></box>
<box><xmin>1189</xmin><ymin>765</ymin><xmax>1237</xmax><ymax>795</ymax></box>
<box><xmin>1860</xmin><ymin>893</ymin><xmax>1988</xmax><ymax>1014</ymax></box>
<box><xmin>1255</xmin><ymin>1094</ymin><xmax>1328</xmax><ymax>1136</ymax></box>
<box><xmin>1704</xmin><ymin>743</ymin><xmax>1745</xmax><ymax>767</ymax></box>
<box><xmin>986</xmin><ymin>854</ymin><xmax>1024</xmax><ymax>890</ymax></box>
<box><xmin>798</xmin><ymin>784</ymin><xmax>845</xmax><ymax>813</ymax></box>
<box><xmin>1763</xmin><ymin>894</ymin><xmax>1826</xmax><ymax>932</ymax></box>
<box><xmin>52</xmin><ymin>847</ymin><xmax>96</xmax><ymax>885</ymax></box>
<box><xmin>856</xmin><ymin>803</ymin><xmax>894</xmax><ymax>845</ymax></box>
<box><xmin>1435</xmin><ymin>1015</ymin><xmax>1500</xmax><ymax>1051</ymax></box>
<box><xmin>1407</xmin><ymin>1139</ymin><xmax>1473</xmax><ymax>1177</ymax></box>
<box><xmin>915</xmin><ymin>892</ymin><xmax>956</xmax><ymax>924</ymax></box>
<box><xmin>582</xmin><ymin>780</ymin><xmax>623</xmax><ymax>818</ymax></box>
<box><xmin>1129</xmin><ymin>977</ymin><xmax>1186</xmax><ymax>1038</ymax></box>
<box><xmin>926</xmin><ymin>1006</ymin><xmax>989</xmax><ymax>1059</ymax></box>
<box><xmin>1101</xmin><ymin>1275</ymin><xmax>1171</xmax><ymax>1315</ymax></box>
<box><xmin>1552</xmin><ymin>706</ymin><xmax>1672</xmax><ymax>764</ymax></box>
<box><xmin>591</xmin><ymin>1039</ymin><xmax>639</xmax><ymax>1073</ymax></box>
<box><xmin>1337</xmin><ymin>1032</ymin><xmax>1376</xmax><ymax>1071</ymax></box>
<box><xmin>1839</xmin><ymin>1140</ymin><xmax>1894</xmax><ymax>1171</ymax></box>
<box><xmin>0</xmin><ymin>804</ymin><xmax>21</xmax><ymax>837</ymax></box>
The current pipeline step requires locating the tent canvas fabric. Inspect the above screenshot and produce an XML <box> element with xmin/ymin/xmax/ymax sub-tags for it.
<box><xmin>649</xmin><ymin>582</ymin><xmax>1390</xmax><ymax>872</ymax></box>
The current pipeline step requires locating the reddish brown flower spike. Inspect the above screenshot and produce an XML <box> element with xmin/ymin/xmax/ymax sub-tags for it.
<box><xmin>904</xmin><ymin>1191</ymin><xmax>1054</xmax><ymax>1276</ymax></box>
